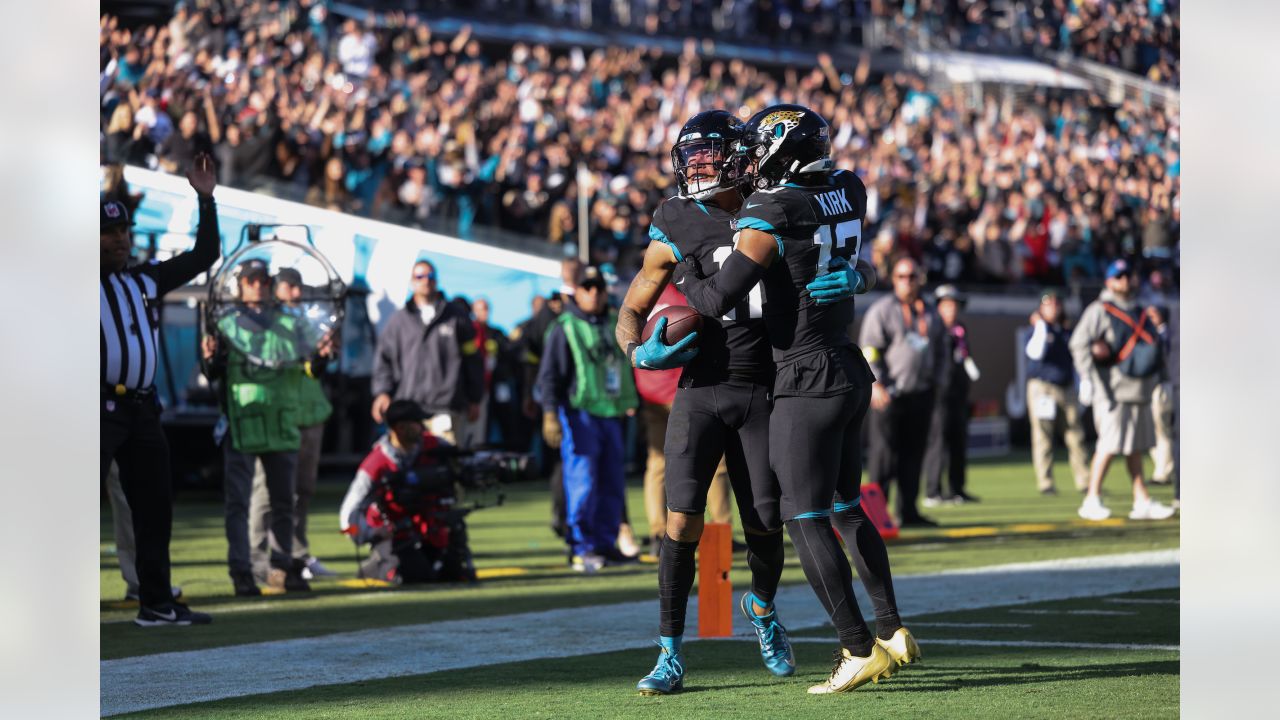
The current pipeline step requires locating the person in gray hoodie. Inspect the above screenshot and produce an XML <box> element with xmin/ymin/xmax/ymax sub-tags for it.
<box><xmin>1069</xmin><ymin>259</ymin><xmax>1175</xmax><ymax>522</ymax></box>
<box><xmin>371</xmin><ymin>259</ymin><xmax>484</xmax><ymax>446</ymax></box>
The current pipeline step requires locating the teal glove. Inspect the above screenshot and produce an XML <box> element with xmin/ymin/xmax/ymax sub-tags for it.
<box><xmin>632</xmin><ymin>317</ymin><xmax>699</xmax><ymax>370</ymax></box>
<box><xmin>806</xmin><ymin>256</ymin><xmax>865</xmax><ymax>304</ymax></box>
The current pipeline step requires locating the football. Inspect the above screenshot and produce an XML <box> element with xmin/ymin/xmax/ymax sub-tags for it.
<box><xmin>642</xmin><ymin>305</ymin><xmax>703</xmax><ymax>347</ymax></box>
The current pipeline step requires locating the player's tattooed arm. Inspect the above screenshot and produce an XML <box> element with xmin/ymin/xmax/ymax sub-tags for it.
<box><xmin>616</xmin><ymin>240</ymin><xmax>678</xmax><ymax>355</ymax></box>
<box><xmin>679</xmin><ymin>228</ymin><xmax>777</xmax><ymax>317</ymax></box>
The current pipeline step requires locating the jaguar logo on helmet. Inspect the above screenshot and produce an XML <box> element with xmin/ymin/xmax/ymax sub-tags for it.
<box><xmin>742</xmin><ymin>104</ymin><xmax>832</xmax><ymax>189</ymax></box>
<box><xmin>754</xmin><ymin>110</ymin><xmax>805</xmax><ymax>157</ymax></box>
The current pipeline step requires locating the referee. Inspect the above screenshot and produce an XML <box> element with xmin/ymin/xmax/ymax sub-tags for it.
<box><xmin>101</xmin><ymin>153</ymin><xmax>219</xmax><ymax>626</ymax></box>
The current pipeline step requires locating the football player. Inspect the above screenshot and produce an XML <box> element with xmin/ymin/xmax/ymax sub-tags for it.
<box><xmin>677</xmin><ymin>104</ymin><xmax>920</xmax><ymax>694</ymax></box>
<box><xmin>616</xmin><ymin>110</ymin><xmax>861</xmax><ymax>695</ymax></box>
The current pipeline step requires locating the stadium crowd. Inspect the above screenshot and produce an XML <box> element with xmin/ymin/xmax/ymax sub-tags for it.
<box><xmin>99</xmin><ymin>0</ymin><xmax>1179</xmax><ymax>289</ymax></box>
<box><xmin>349</xmin><ymin>0</ymin><xmax>1180</xmax><ymax>85</ymax></box>
<box><xmin>872</xmin><ymin>0</ymin><xmax>1179</xmax><ymax>85</ymax></box>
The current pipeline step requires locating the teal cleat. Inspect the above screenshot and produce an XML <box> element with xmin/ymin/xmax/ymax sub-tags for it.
<box><xmin>740</xmin><ymin>592</ymin><xmax>796</xmax><ymax>677</ymax></box>
<box><xmin>636</xmin><ymin>643</ymin><xmax>685</xmax><ymax>695</ymax></box>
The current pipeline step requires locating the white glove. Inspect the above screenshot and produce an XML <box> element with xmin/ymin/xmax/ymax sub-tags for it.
<box><xmin>1078</xmin><ymin>378</ymin><xmax>1093</xmax><ymax>407</ymax></box>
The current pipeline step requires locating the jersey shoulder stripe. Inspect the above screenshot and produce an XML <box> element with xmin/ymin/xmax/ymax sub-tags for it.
<box><xmin>648</xmin><ymin>221</ymin><xmax>684</xmax><ymax>261</ymax></box>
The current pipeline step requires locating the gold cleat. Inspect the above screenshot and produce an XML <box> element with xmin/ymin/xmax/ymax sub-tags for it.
<box><xmin>807</xmin><ymin>644</ymin><xmax>896</xmax><ymax>694</ymax></box>
<box><xmin>876</xmin><ymin>627</ymin><xmax>922</xmax><ymax>667</ymax></box>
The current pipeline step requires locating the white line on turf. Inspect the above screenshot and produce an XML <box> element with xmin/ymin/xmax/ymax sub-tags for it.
<box><xmin>1104</xmin><ymin>598</ymin><xmax>1179</xmax><ymax>605</ymax></box>
<box><xmin>901</xmin><ymin>622</ymin><xmax>1033</xmax><ymax>629</ymax></box>
<box><xmin>1009</xmin><ymin>609</ymin><xmax>1138</xmax><ymax>616</ymax></box>
<box><xmin>782</xmin><ymin>637</ymin><xmax>1179</xmax><ymax>652</ymax></box>
<box><xmin>100</xmin><ymin>548</ymin><xmax>1178</xmax><ymax>717</ymax></box>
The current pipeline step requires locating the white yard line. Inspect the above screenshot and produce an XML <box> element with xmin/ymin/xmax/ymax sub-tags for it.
<box><xmin>1009</xmin><ymin>609</ymin><xmax>1137</xmax><ymax>616</ymax></box>
<box><xmin>1104</xmin><ymin>598</ymin><xmax>1179</xmax><ymax>605</ymax></box>
<box><xmin>101</xmin><ymin>548</ymin><xmax>1178</xmax><ymax>717</ymax></box>
<box><xmin>783</xmin><ymin>637</ymin><xmax>1179</xmax><ymax>652</ymax></box>
<box><xmin>901</xmin><ymin>622</ymin><xmax>1032</xmax><ymax>629</ymax></box>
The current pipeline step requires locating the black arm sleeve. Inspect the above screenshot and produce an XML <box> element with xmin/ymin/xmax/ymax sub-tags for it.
<box><xmin>679</xmin><ymin>250</ymin><xmax>768</xmax><ymax>319</ymax></box>
<box><xmin>154</xmin><ymin>195</ymin><xmax>221</xmax><ymax>296</ymax></box>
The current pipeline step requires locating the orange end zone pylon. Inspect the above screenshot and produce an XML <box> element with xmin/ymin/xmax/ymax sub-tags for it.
<box><xmin>698</xmin><ymin>522</ymin><xmax>733</xmax><ymax>638</ymax></box>
<box><xmin>859</xmin><ymin>483</ymin><xmax>900</xmax><ymax>540</ymax></box>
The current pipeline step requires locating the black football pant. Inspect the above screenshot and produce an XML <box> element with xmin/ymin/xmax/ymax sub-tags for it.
<box><xmin>868</xmin><ymin>388</ymin><xmax>934</xmax><ymax>520</ymax></box>
<box><xmin>658</xmin><ymin>379</ymin><xmax>783</xmax><ymax>638</ymax></box>
<box><xmin>663</xmin><ymin>380</ymin><xmax>779</xmax><ymax>531</ymax></box>
<box><xmin>100</xmin><ymin>393</ymin><xmax>174</xmax><ymax>609</ymax></box>
<box><xmin>923</xmin><ymin>391</ymin><xmax>969</xmax><ymax>499</ymax></box>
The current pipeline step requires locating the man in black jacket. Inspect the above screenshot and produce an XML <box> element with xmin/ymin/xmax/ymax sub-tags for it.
<box><xmin>371</xmin><ymin>259</ymin><xmax>485</xmax><ymax>446</ymax></box>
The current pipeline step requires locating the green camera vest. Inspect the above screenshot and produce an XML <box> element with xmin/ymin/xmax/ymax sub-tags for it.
<box><xmin>556</xmin><ymin>310</ymin><xmax>637</xmax><ymax>418</ymax></box>
<box><xmin>218</xmin><ymin>309</ymin><xmax>306</xmax><ymax>454</ymax></box>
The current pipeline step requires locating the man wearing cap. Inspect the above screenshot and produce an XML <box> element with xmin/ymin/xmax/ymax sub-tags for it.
<box><xmin>203</xmin><ymin>258</ymin><xmax>333</xmax><ymax>595</ymax></box>
<box><xmin>245</xmin><ymin>267</ymin><xmax>338</xmax><ymax>583</ymax></box>
<box><xmin>371</xmin><ymin>259</ymin><xmax>484</xmax><ymax>447</ymax></box>
<box><xmin>1025</xmin><ymin>289</ymin><xmax>1090</xmax><ymax>495</ymax></box>
<box><xmin>859</xmin><ymin>257</ymin><xmax>947</xmax><ymax>526</ymax></box>
<box><xmin>922</xmin><ymin>285</ymin><xmax>981</xmax><ymax>506</ymax></box>
<box><xmin>338</xmin><ymin>399</ymin><xmax>477</xmax><ymax>583</ymax></box>
<box><xmin>101</xmin><ymin>153</ymin><xmax>219</xmax><ymax>626</ymax></box>
<box><xmin>537</xmin><ymin>266</ymin><xmax>639</xmax><ymax>572</ymax></box>
<box><xmin>1069</xmin><ymin>259</ymin><xmax>1175</xmax><ymax>521</ymax></box>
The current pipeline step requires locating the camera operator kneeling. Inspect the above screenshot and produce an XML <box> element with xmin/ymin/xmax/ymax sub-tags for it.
<box><xmin>340</xmin><ymin>400</ymin><xmax>477</xmax><ymax>584</ymax></box>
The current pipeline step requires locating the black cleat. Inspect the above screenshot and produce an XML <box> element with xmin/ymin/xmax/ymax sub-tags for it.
<box><xmin>135</xmin><ymin>602</ymin><xmax>212</xmax><ymax>627</ymax></box>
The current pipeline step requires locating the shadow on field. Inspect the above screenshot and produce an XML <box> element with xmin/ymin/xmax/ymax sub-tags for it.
<box><xmin>876</xmin><ymin>659</ymin><xmax>1180</xmax><ymax>692</ymax></box>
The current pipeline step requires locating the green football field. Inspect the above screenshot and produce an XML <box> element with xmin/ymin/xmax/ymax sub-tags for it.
<box><xmin>101</xmin><ymin>453</ymin><xmax>1180</xmax><ymax>717</ymax></box>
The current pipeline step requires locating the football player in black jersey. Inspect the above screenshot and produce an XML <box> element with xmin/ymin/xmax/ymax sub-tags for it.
<box><xmin>616</xmin><ymin>110</ymin><xmax>862</xmax><ymax>695</ymax></box>
<box><xmin>678</xmin><ymin>104</ymin><xmax>920</xmax><ymax>694</ymax></box>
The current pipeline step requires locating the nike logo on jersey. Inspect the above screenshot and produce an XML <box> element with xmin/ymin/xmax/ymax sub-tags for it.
<box><xmin>814</xmin><ymin>190</ymin><xmax>853</xmax><ymax>216</ymax></box>
<box><xmin>675</xmin><ymin>277</ymin><xmax>687</xmax><ymax>285</ymax></box>
<box><xmin>744</xmin><ymin>201</ymin><xmax>764</xmax><ymax>209</ymax></box>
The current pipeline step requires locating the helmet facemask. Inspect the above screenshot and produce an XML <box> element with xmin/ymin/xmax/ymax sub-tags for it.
<box><xmin>672</xmin><ymin>136</ymin><xmax>745</xmax><ymax>200</ymax></box>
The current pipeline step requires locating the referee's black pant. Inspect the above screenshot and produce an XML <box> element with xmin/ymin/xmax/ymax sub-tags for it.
<box><xmin>867</xmin><ymin>388</ymin><xmax>934</xmax><ymax>522</ymax></box>
<box><xmin>101</xmin><ymin>392</ymin><xmax>174</xmax><ymax>608</ymax></box>
<box><xmin>923</xmin><ymin>391</ymin><xmax>970</xmax><ymax>499</ymax></box>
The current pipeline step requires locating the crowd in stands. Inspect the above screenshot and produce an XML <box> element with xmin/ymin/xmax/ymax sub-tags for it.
<box><xmin>99</xmin><ymin>0</ymin><xmax>1178</xmax><ymax>287</ymax></box>
<box><xmin>872</xmin><ymin>0</ymin><xmax>1179</xmax><ymax>86</ymax></box>
<box><xmin>369</xmin><ymin>0</ymin><xmax>1179</xmax><ymax>85</ymax></box>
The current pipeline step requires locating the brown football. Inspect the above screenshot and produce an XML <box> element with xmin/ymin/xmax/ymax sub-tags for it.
<box><xmin>642</xmin><ymin>305</ymin><xmax>703</xmax><ymax>347</ymax></box>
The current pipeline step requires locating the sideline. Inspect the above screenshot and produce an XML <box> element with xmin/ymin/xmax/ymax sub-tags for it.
<box><xmin>101</xmin><ymin>549</ymin><xmax>1178</xmax><ymax>716</ymax></box>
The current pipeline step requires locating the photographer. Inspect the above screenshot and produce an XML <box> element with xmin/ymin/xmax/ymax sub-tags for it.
<box><xmin>203</xmin><ymin>258</ymin><xmax>333</xmax><ymax>596</ymax></box>
<box><xmin>339</xmin><ymin>400</ymin><xmax>477</xmax><ymax>584</ymax></box>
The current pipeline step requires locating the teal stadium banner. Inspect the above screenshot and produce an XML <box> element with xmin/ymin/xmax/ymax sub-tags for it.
<box><xmin>121</xmin><ymin>167</ymin><xmax>563</xmax><ymax>408</ymax></box>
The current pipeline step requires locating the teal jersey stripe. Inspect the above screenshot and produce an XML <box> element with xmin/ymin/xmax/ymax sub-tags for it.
<box><xmin>648</xmin><ymin>223</ymin><xmax>683</xmax><ymax>261</ymax></box>
<box><xmin>737</xmin><ymin>217</ymin><xmax>785</xmax><ymax>258</ymax></box>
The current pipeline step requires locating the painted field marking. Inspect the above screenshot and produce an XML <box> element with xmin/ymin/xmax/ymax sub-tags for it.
<box><xmin>1009</xmin><ymin>523</ymin><xmax>1059</xmax><ymax>533</ymax></box>
<box><xmin>942</xmin><ymin>527</ymin><xmax>1000</xmax><ymax>538</ymax></box>
<box><xmin>1009</xmin><ymin>609</ymin><xmax>1137</xmax><ymax>616</ymax></box>
<box><xmin>101</xmin><ymin>548</ymin><xmax>1179</xmax><ymax>717</ymax></box>
<box><xmin>906</xmin><ymin>622</ymin><xmax>1033</xmax><ymax>629</ymax></box>
<box><xmin>1104</xmin><ymin>598</ymin><xmax>1178</xmax><ymax>605</ymax></box>
<box><xmin>782</xmin><ymin>637</ymin><xmax>1179</xmax><ymax>652</ymax></box>
<box><xmin>476</xmin><ymin>567</ymin><xmax>529</xmax><ymax>579</ymax></box>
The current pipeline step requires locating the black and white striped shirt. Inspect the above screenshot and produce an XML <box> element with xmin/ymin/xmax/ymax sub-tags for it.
<box><xmin>100</xmin><ymin>195</ymin><xmax>221</xmax><ymax>391</ymax></box>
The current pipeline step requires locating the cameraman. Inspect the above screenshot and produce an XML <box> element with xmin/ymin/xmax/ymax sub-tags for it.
<box><xmin>339</xmin><ymin>400</ymin><xmax>477</xmax><ymax>584</ymax></box>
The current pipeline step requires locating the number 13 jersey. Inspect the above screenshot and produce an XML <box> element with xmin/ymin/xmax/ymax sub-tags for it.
<box><xmin>736</xmin><ymin>169</ymin><xmax>870</xmax><ymax>365</ymax></box>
